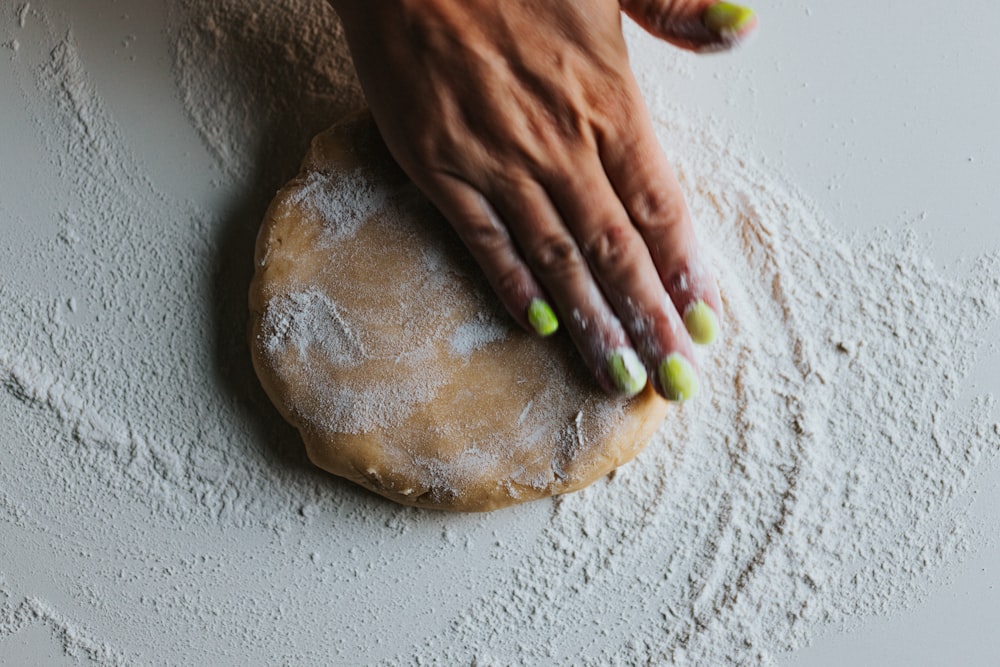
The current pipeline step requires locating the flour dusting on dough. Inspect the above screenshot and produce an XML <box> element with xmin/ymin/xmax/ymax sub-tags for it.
<box><xmin>449</xmin><ymin>311</ymin><xmax>511</xmax><ymax>357</ymax></box>
<box><xmin>289</xmin><ymin>168</ymin><xmax>389</xmax><ymax>242</ymax></box>
<box><xmin>261</xmin><ymin>289</ymin><xmax>364</xmax><ymax>366</ymax></box>
<box><xmin>252</xmin><ymin>127</ymin><xmax>642</xmax><ymax>505</ymax></box>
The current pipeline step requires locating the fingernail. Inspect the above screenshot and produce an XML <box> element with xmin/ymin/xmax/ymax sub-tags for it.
<box><xmin>703</xmin><ymin>2</ymin><xmax>756</xmax><ymax>36</ymax></box>
<box><xmin>527</xmin><ymin>298</ymin><xmax>559</xmax><ymax>337</ymax></box>
<box><xmin>683</xmin><ymin>300</ymin><xmax>720</xmax><ymax>346</ymax></box>
<box><xmin>607</xmin><ymin>348</ymin><xmax>648</xmax><ymax>397</ymax></box>
<box><xmin>658</xmin><ymin>353</ymin><xmax>699</xmax><ymax>402</ymax></box>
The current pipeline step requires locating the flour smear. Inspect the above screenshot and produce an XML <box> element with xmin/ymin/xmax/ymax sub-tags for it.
<box><xmin>1</xmin><ymin>0</ymin><xmax>998</xmax><ymax>664</ymax></box>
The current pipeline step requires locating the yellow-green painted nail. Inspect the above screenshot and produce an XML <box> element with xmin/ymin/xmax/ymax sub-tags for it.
<box><xmin>527</xmin><ymin>298</ymin><xmax>559</xmax><ymax>337</ymax></box>
<box><xmin>683</xmin><ymin>300</ymin><xmax>720</xmax><ymax>346</ymax></box>
<box><xmin>704</xmin><ymin>2</ymin><xmax>756</xmax><ymax>35</ymax></box>
<box><xmin>608</xmin><ymin>348</ymin><xmax>648</xmax><ymax>397</ymax></box>
<box><xmin>658</xmin><ymin>353</ymin><xmax>699</xmax><ymax>402</ymax></box>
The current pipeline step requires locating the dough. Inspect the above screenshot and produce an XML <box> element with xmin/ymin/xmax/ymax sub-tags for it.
<box><xmin>248</xmin><ymin>112</ymin><xmax>668</xmax><ymax>511</ymax></box>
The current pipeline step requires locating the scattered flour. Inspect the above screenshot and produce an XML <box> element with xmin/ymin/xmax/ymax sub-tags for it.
<box><xmin>0</xmin><ymin>0</ymin><xmax>998</xmax><ymax>664</ymax></box>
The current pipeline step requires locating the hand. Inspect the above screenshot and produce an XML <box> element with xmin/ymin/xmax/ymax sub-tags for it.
<box><xmin>330</xmin><ymin>0</ymin><xmax>756</xmax><ymax>401</ymax></box>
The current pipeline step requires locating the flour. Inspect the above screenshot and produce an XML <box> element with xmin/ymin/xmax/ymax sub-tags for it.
<box><xmin>449</xmin><ymin>312</ymin><xmax>511</xmax><ymax>357</ymax></box>
<box><xmin>1</xmin><ymin>0</ymin><xmax>998</xmax><ymax>664</ymax></box>
<box><xmin>408</xmin><ymin>121</ymin><xmax>1000</xmax><ymax>661</ymax></box>
<box><xmin>254</xmin><ymin>147</ymin><xmax>630</xmax><ymax>496</ymax></box>
<box><xmin>287</xmin><ymin>169</ymin><xmax>391</xmax><ymax>244</ymax></box>
<box><xmin>262</xmin><ymin>290</ymin><xmax>364</xmax><ymax>365</ymax></box>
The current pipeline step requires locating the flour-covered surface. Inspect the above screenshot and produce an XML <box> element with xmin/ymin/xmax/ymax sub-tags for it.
<box><xmin>2</xmin><ymin>1</ymin><xmax>999</xmax><ymax>664</ymax></box>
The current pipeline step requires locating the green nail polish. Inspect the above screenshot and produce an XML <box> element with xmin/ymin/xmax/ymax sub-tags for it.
<box><xmin>704</xmin><ymin>2</ymin><xmax>756</xmax><ymax>35</ymax></box>
<box><xmin>658</xmin><ymin>353</ymin><xmax>699</xmax><ymax>402</ymax></box>
<box><xmin>528</xmin><ymin>298</ymin><xmax>559</xmax><ymax>337</ymax></box>
<box><xmin>683</xmin><ymin>300</ymin><xmax>720</xmax><ymax>346</ymax></box>
<box><xmin>608</xmin><ymin>348</ymin><xmax>648</xmax><ymax>397</ymax></box>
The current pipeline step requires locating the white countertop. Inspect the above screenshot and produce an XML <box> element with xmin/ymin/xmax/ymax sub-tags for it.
<box><xmin>2</xmin><ymin>1</ymin><xmax>998</xmax><ymax>664</ymax></box>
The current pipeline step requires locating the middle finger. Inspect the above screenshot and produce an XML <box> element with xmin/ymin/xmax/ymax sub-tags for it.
<box><xmin>543</xmin><ymin>152</ymin><xmax>700</xmax><ymax>401</ymax></box>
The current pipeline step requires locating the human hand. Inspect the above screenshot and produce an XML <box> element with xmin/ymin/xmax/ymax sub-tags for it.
<box><xmin>330</xmin><ymin>0</ymin><xmax>756</xmax><ymax>401</ymax></box>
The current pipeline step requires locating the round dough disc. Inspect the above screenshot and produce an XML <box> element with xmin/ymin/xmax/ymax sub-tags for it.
<box><xmin>248</xmin><ymin>112</ymin><xmax>668</xmax><ymax>511</ymax></box>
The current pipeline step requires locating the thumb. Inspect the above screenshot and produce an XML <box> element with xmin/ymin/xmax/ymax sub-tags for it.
<box><xmin>620</xmin><ymin>0</ymin><xmax>758</xmax><ymax>52</ymax></box>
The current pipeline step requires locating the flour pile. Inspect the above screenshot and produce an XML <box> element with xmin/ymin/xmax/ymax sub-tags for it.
<box><xmin>1</xmin><ymin>0</ymin><xmax>998</xmax><ymax>664</ymax></box>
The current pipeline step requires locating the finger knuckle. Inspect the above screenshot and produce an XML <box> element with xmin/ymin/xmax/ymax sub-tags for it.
<box><xmin>528</xmin><ymin>234</ymin><xmax>580</xmax><ymax>279</ymax></box>
<box><xmin>583</xmin><ymin>222</ymin><xmax>637</xmax><ymax>278</ymax></box>
<box><xmin>460</xmin><ymin>214</ymin><xmax>509</xmax><ymax>254</ymax></box>
<box><xmin>628</xmin><ymin>186</ymin><xmax>684</xmax><ymax>231</ymax></box>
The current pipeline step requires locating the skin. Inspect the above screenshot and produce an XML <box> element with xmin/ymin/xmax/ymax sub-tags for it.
<box><xmin>329</xmin><ymin>0</ymin><xmax>756</xmax><ymax>398</ymax></box>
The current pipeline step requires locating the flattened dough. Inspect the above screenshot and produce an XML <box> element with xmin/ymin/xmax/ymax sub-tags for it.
<box><xmin>248</xmin><ymin>112</ymin><xmax>668</xmax><ymax>511</ymax></box>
